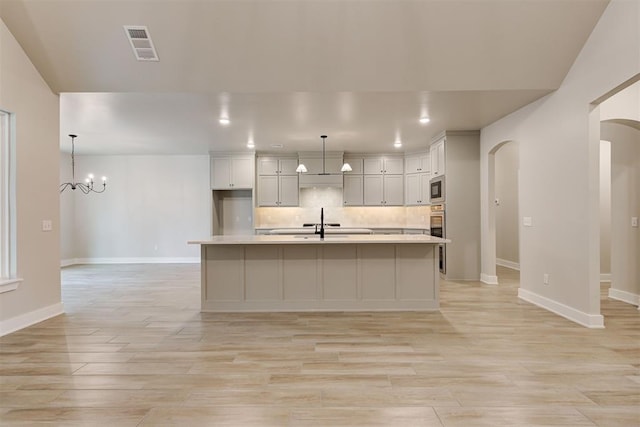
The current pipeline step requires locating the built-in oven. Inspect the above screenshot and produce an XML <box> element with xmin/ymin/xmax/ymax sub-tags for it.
<box><xmin>430</xmin><ymin>204</ymin><xmax>446</xmax><ymax>274</ymax></box>
<box><xmin>430</xmin><ymin>175</ymin><xmax>445</xmax><ymax>204</ymax></box>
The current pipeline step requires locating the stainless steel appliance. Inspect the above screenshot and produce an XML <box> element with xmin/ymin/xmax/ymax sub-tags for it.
<box><xmin>429</xmin><ymin>175</ymin><xmax>445</xmax><ymax>204</ymax></box>
<box><xmin>430</xmin><ymin>204</ymin><xmax>446</xmax><ymax>274</ymax></box>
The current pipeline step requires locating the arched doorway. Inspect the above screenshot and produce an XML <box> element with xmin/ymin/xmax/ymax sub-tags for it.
<box><xmin>484</xmin><ymin>140</ymin><xmax>519</xmax><ymax>285</ymax></box>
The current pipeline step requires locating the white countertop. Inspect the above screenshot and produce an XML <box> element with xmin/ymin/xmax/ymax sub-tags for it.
<box><xmin>268</xmin><ymin>228</ymin><xmax>374</xmax><ymax>235</ymax></box>
<box><xmin>189</xmin><ymin>234</ymin><xmax>449</xmax><ymax>245</ymax></box>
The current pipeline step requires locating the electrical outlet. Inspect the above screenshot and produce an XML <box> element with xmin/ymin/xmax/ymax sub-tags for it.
<box><xmin>632</xmin><ymin>217</ymin><xmax>639</xmax><ymax>228</ymax></box>
<box><xmin>543</xmin><ymin>273</ymin><xmax>549</xmax><ymax>285</ymax></box>
<box><xmin>42</xmin><ymin>220</ymin><xmax>53</xmax><ymax>232</ymax></box>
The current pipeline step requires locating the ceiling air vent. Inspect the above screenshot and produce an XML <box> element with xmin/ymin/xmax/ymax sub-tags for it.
<box><xmin>124</xmin><ymin>25</ymin><xmax>159</xmax><ymax>61</ymax></box>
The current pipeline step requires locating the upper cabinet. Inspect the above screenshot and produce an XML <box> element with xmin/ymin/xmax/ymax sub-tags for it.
<box><xmin>256</xmin><ymin>156</ymin><xmax>299</xmax><ymax>207</ymax></box>
<box><xmin>364</xmin><ymin>157</ymin><xmax>404</xmax><ymax>175</ymax></box>
<box><xmin>405</xmin><ymin>152</ymin><xmax>430</xmax><ymax>174</ymax></box>
<box><xmin>404</xmin><ymin>152</ymin><xmax>431</xmax><ymax>205</ymax></box>
<box><xmin>430</xmin><ymin>138</ymin><xmax>446</xmax><ymax>178</ymax></box>
<box><xmin>258</xmin><ymin>157</ymin><xmax>298</xmax><ymax>176</ymax></box>
<box><xmin>211</xmin><ymin>154</ymin><xmax>255</xmax><ymax>189</ymax></box>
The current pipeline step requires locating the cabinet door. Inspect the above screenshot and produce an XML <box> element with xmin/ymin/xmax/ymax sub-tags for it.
<box><xmin>278</xmin><ymin>175</ymin><xmax>299</xmax><ymax>206</ymax></box>
<box><xmin>430</xmin><ymin>139</ymin><xmax>445</xmax><ymax>177</ymax></box>
<box><xmin>364</xmin><ymin>158</ymin><xmax>384</xmax><ymax>174</ymax></box>
<box><xmin>383</xmin><ymin>175</ymin><xmax>404</xmax><ymax>206</ymax></box>
<box><xmin>405</xmin><ymin>156</ymin><xmax>422</xmax><ymax>174</ymax></box>
<box><xmin>420</xmin><ymin>153</ymin><xmax>431</xmax><ymax>174</ymax></box>
<box><xmin>258</xmin><ymin>158</ymin><xmax>279</xmax><ymax>175</ymax></box>
<box><xmin>405</xmin><ymin>174</ymin><xmax>420</xmax><ymax>205</ymax></box>
<box><xmin>279</xmin><ymin>158</ymin><xmax>299</xmax><ymax>175</ymax></box>
<box><xmin>231</xmin><ymin>157</ymin><xmax>254</xmax><ymax>189</ymax></box>
<box><xmin>257</xmin><ymin>175</ymin><xmax>279</xmax><ymax>206</ymax></box>
<box><xmin>363</xmin><ymin>175</ymin><xmax>384</xmax><ymax>205</ymax></box>
<box><xmin>383</xmin><ymin>157</ymin><xmax>404</xmax><ymax>175</ymax></box>
<box><xmin>405</xmin><ymin>153</ymin><xmax>430</xmax><ymax>174</ymax></box>
<box><xmin>211</xmin><ymin>158</ymin><xmax>231</xmax><ymax>189</ymax></box>
<box><xmin>419</xmin><ymin>173</ymin><xmax>430</xmax><ymax>205</ymax></box>
<box><xmin>343</xmin><ymin>175</ymin><xmax>363</xmax><ymax>206</ymax></box>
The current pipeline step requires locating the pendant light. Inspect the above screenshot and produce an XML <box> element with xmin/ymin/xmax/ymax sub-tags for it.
<box><xmin>296</xmin><ymin>135</ymin><xmax>352</xmax><ymax>173</ymax></box>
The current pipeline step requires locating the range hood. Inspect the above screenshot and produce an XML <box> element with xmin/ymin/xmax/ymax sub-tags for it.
<box><xmin>297</xmin><ymin>151</ymin><xmax>345</xmax><ymax>187</ymax></box>
<box><xmin>297</xmin><ymin>135</ymin><xmax>348</xmax><ymax>188</ymax></box>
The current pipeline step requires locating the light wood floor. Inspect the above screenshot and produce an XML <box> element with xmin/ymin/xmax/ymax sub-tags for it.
<box><xmin>1</xmin><ymin>264</ymin><xmax>638</xmax><ymax>426</ymax></box>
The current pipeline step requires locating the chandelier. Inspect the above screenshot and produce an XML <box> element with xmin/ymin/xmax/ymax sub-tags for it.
<box><xmin>59</xmin><ymin>134</ymin><xmax>107</xmax><ymax>194</ymax></box>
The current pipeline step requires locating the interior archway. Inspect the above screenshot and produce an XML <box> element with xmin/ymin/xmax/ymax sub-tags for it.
<box><xmin>483</xmin><ymin>139</ymin><xmax>518</xmax><ymax>285</ymax></box>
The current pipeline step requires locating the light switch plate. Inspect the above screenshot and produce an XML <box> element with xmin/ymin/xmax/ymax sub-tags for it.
<box><xmin>42</xmin><ymin>220</ymin><xmax>52</xmax><ymax>231</ymax></box>
<box><xmin>523</xmin><ymin>217</ymin><xmax>533</xmax><ymax>227</ymax></box>
<box><xmin>632</xmin><ymin>217</ymin><xmax>639</xmax><ymax>228</ymax></box>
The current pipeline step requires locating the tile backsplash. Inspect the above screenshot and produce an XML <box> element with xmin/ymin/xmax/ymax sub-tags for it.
<box><xmin>255</xmin><ymin>205</ymin><xmax>431</xmax><ymax>228</ymax></box>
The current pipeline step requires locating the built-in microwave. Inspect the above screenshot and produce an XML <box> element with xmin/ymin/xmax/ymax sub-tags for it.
<box><xmin>430</xmin><ymin>175</ymin><xmax>445</xmax><ymax>204</ymax></box>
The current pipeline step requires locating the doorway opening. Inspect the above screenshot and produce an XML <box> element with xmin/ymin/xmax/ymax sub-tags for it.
<box><xmin>486</xmin><ymin>140</ymin><xmax>520</xmax><ymax>285</ymax></box>
<box><xmin>594</xmin><ymin>77</ymin><xmax>639</xmax><ymax>311</ymax></box>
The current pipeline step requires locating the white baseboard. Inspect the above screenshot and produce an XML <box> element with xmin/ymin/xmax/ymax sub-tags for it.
<box><xmin>60</xmin><ymin>259</ymin><xmax>76</xmax><ymax>267</ymax></box>
<box><xmin>600</xmin><ymin>273</ymin><xmax>611</xmax><ymax>282</ymax></box>
<box><xmin>518</xmin><ymin>288</ymin><xmax>604</xmax><ymax>328</ymax></box>
<box><xmin>480</xmin><ymin>273</ymin><xmax>499</xmax><ymax>285</ymax></box>
<box><xmin>62</xmin><ymin>257</ymin><xmax>200</xmax><ymax>266</ymax></box>
<box><xmin>608</xmin><ymin>288</ymin><xmax>640</xmax><ymax>306</ymax></box>
<box><xmin>497</xmin><ymin>258</ymin><xmax>520</xmax><ymax>271</ymax></box>
<box><xmin>0</xmin><ymin>302</ymin><xmax>64</xmax><ymax>337</ymax></box>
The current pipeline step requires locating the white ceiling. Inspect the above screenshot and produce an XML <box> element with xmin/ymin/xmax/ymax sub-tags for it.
<box><xmin>0</xmin><ymin>0</ymin><xmax>609</xmax><ymax>155</ymax></box>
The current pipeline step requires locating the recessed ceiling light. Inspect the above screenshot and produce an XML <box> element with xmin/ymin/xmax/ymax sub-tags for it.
<box><xmin>219</xmin><ymin>117</ymin><xmax>230</xmax><ymax>125</ymax></box>
<box><xmin>247</xmin><ymin>139</ymin><xmax>255</xmax><ymax>149</ymax></box>
<box><xmin>394</xmin><ymin>140</ymin><xmax>402</xmax><ymax>148</ymax></box>
<box><xmin>419</xmin><ymin>117</ymin><xmax>430</xmax><ymax>124</ymax></box>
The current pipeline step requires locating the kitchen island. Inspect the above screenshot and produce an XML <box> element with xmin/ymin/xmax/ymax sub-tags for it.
<box><xmin>189</xmin><ymin>234</ymin><xmax>448</xmax><ymax>312</ymax></box>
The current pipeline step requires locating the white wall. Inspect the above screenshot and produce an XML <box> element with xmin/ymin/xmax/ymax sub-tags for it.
<box><xmin>599</xmin><ymin>141</ymin><xmax>612</xmax><ymax>277</ymax></box>
<box><xmin>0</xmin><ymin>19</ymin><xmax>62</xmax><ymax>334</ymax></box>
<box><xmin>495</xmin><ymin>142</ymin><xmax>519</xmax><ymax>267</ymax></box>
<box><xmin>602</xmin><ymin>122</ymin><xmax>640</xmax><ymax>304</ymax></box>
<box><xmin>62</xmin><ymin>155</ymin><xmax>210</xmax><ymax>263</ymax></box>
<box><xmin>480</xmin><ymin>0</ymin><xmax>639</xmax><ymax>327</ymax></box>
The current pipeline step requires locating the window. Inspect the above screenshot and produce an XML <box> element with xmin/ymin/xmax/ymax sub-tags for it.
<box><xmin>0</xmin><ymin>110</ymin><xmax>20</xmax><ymax>292</ymax></box>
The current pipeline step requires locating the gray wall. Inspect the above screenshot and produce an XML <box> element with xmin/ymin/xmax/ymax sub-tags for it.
<box><xmin>480</xmin><ymin>0</ymin><xmax>639</xmax><ymax>326</ymax></box>
<box><xmin>495</xmin><ymin>142</ymin><xmax>519</xmax><ymax>267</ymax></box>
<box><xmin>61</xmin><ymin>155</ymin><xmax>211</xmax><ymax>263</ymax></box>
<box><xmin>0</xmin><ymin>19</ymin><xmax>61</xmax><ymax>332</ymax></box>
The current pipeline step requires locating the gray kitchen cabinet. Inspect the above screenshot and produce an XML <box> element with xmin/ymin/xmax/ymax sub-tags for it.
<box><xmin>405</xmin><ymin>171</ymin><xmax>430</xmax><ymax>205</ymax></box>
<box><xmin>257</xmin><ymin>155</ymin><xmax>299</xmax><ymax>206</ymax></box>
<box><xmin>430</xmin><ymin>138</ymin><xmax>446</xmax><ymax>178</ymax></box>
<box><xmin>405</xmin><ymin>152</ymin><xmax>430</xmax><ymax>174</ymax></box>
<box><xmin>343</xmin><ymin>174</ymin><xmax>364</xmax><ymax>206</ymax></box>
<box><xmin>211</xmin><ymin>155</ymin><xmax>255</xmax><ymax>189</ymax></box>
<box><xmin>363</xmin><ymin>174</ymin><xmax>403</xmax><ymax>206</ymax></box>
<box><xmin>364</xmin><ymin>157</ymin><xmax>404</xmax><ymax>175</ymax></box>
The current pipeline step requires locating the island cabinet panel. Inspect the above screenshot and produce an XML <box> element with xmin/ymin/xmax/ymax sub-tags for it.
<box><xmin>360</xmin><ymin>245</ymin><xmax>396</xmax><ymax>300</ymax></box>
<box><xmin>203</xmin><ymin>246</ymin><xmax>244</xmax><ymax>301</ymax></box>
<box><xmin>321</xmin><ymin>245</ymin><xmax>358</xmax><ymax>300</ymax></box>
<box><xmin>196</xmin><ymin>238</ymin><xmax>442</xmax><ymax>312</ymax></box>
<box><xmin>245</xmin><ymin>246</ymin><xmax>281</xmax><ymax>301</ymax></box>
<box><xmin>283</xmin><ymin>246</ymin><xmax>318</xmax><ymax>300</ymax></box>
<box><xmin>396</xmin><ymin>244</ymin><xmax>437</xmax><ymax>300</ymax></box>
